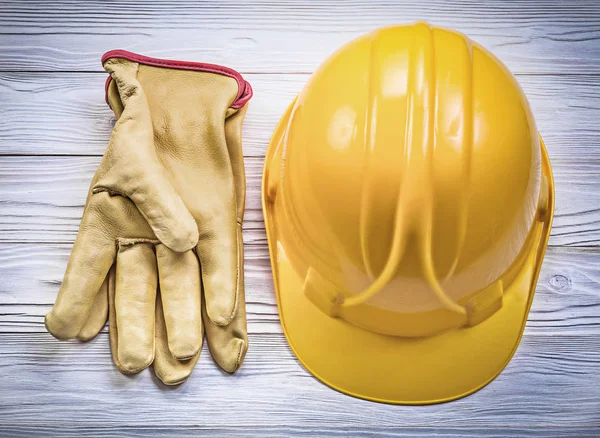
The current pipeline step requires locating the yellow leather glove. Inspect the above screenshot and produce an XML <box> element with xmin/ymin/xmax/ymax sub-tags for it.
<box><xmin>45</xmin><ymin>51</ymin><xmax>252</xmax><ymax>384</ymax></box>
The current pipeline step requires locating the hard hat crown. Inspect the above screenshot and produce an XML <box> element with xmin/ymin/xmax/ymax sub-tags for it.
<box><xmin>267</xmin><ymin>22</ymin><xmax>543</xmax><ymax>337</ymax></box>
<box><xmin>263</xmin><ymin>22</ymin><xmax>554</xmax><ymax>404</ymax></box>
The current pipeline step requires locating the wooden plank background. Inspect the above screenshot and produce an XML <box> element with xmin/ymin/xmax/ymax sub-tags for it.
<box><xmin>0</xmin><ymin>1</ymin><xmax>599</xmax><ymax>436</ymax></box>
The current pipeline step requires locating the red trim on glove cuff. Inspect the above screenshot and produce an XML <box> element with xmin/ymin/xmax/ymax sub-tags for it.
<box><xmin>101</xmin><ymin>49</ymin><xmax>253</xmax><ymax>109</ymax></box>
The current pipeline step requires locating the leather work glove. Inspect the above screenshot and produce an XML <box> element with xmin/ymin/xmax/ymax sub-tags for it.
<box><xmin>45</xmin><ymin>51</ymin><xmax>252</xmax><ymax>384</ymax></box>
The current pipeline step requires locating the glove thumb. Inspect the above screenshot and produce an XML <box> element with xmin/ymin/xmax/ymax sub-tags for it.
<box><xmin>94</xmin><ymin>58</ymin><xmax>198</xmax><ymax>252</ymax></box>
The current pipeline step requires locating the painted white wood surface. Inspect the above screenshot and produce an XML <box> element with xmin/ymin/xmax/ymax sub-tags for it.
<box><xmin>0</xmin><ymin>1</ymin><xmax>599</xmax><ymax>436</ymax></box>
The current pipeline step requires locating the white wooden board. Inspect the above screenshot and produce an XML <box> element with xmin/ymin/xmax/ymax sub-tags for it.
<box><xmin>0</xmin><ymin>0</ymin><xmax>599</xmax><ymax>436</ymax></box>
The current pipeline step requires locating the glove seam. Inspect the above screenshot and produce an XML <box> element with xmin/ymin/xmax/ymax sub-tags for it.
<box><xmin>231</xmin><ymin>222</ymin><xmax>244</xmax><ymax>324</ymax></box>
<box><xmin>116</xmin><ymin>238</ymin><xmax>161</xmax><ymax>249</ymax></box>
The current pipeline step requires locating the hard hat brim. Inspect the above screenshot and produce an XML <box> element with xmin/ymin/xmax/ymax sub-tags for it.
<box><xmin>262</xmin><ymin>100</ymin><xmax>555</xmax><ymax>405</ymax></box>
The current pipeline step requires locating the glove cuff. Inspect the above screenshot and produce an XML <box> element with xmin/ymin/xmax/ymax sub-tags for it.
<box><xmin>101</xmin><ymin>49</ymin><xmax>253</xmax><ymax>110</ymax></box>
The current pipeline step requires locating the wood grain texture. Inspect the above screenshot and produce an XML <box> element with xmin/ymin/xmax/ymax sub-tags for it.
<box><xmin>0</xmin><ymin>332</ymin><xmax>599</xmax><ymax>428</ymax></box>
<box><xmin>1</xmin><ymin>155</ymin><xmax>600</xmax><ymax>247</ymax></box>
<box><xmin>0</xmin><ymin>0</ymin><xmax>599</xmax><ymax>74</ymax></box>
<box><xmin>0</xmin><ymin>72</ymin><xmax>598</xmax><ymax>158</ymax></box>
<box><xmin>1</xmin><ymin>0</ymin><xmax>599</xmax><ymax>435</ymax></box>
<box><xmin>0</xmin><ymin>244</ymin><xmax>599</xmax><ymax>339</ymax></box>
<box><xmin>1</xmin><ymin>426</ymin><xmax>599</xmax><ymax>438</ymax></box>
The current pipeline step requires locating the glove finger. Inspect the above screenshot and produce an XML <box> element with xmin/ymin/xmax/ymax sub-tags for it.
<box><xmin>76</xmin><ymin>275</ymin><xmax>108</xmax><ymax>341</ymax></box>
<box><xmin>108</xmin><ymin>265</ymin><xmax>120</xmax><ymax>368</ymax></box>
<box><xmin>98</xmin><ymin>59</ymin><xmax>199</xmax><ymax>253</ymax></box>
<box><xmin>156</xmin><ymin>244</ymin><xmax>202</xmax><ymax>360</ymax></box>
<box><xmin>196</xmin><ymin>199</ymin><xmax>241</xmax><ymax>327</ymax></box>
<box><xmin>224</xmin><ymin>105</ymin><xmax>248</xmax><ymax>221</ymax></box>
<box><xmin>153</xmin><ymin>288</ymin><xmax>201</xmax><ymax>385</ymax></box>
<box><xmin>45</xmin><ymin>203</ymin><xmax>116</xmax><ymax>340</ymax></box>
<box><xmin>204</xmin><ymin>224</ymin><xmax>248</xmax><ymax>373</ymax></box>
<box><xmin>112</xmin><ymin>242</ymin><xmax>157</xmax><ymax>374</ymax></box>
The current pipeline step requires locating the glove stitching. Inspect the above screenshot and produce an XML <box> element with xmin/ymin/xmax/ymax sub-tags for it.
<box><xmin>235</xmin><ymin>338</ymin><xmax>245</xmax><ymax>370</ymax></box>
<box><xmin>219</xmin><ymin>222</ymin><xmax>243</xmax><ymax>326</ymax></box>
<box><xmin>105</xmin><ymin>54</ymin><xmax>240</xmax><ymax>83</ymax></box>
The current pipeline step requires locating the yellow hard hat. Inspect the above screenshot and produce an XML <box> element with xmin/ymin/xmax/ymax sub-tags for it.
<box><xmin>262</xmin><ymin>22</ymin><xmax>554</xmax><ymax>405</ymax></box>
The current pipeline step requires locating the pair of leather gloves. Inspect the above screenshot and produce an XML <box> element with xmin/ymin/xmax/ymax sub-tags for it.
<box><xmin>44</xmin><ymin>51</ymin><xmax>252</xmax><ymax>384</ymax></box>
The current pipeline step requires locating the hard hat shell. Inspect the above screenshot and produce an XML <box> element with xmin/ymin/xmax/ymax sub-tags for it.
<box><xmin>262</xmin><ymin>22</ymin><xmax>554</xmax><ymax>404</ymax></box>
